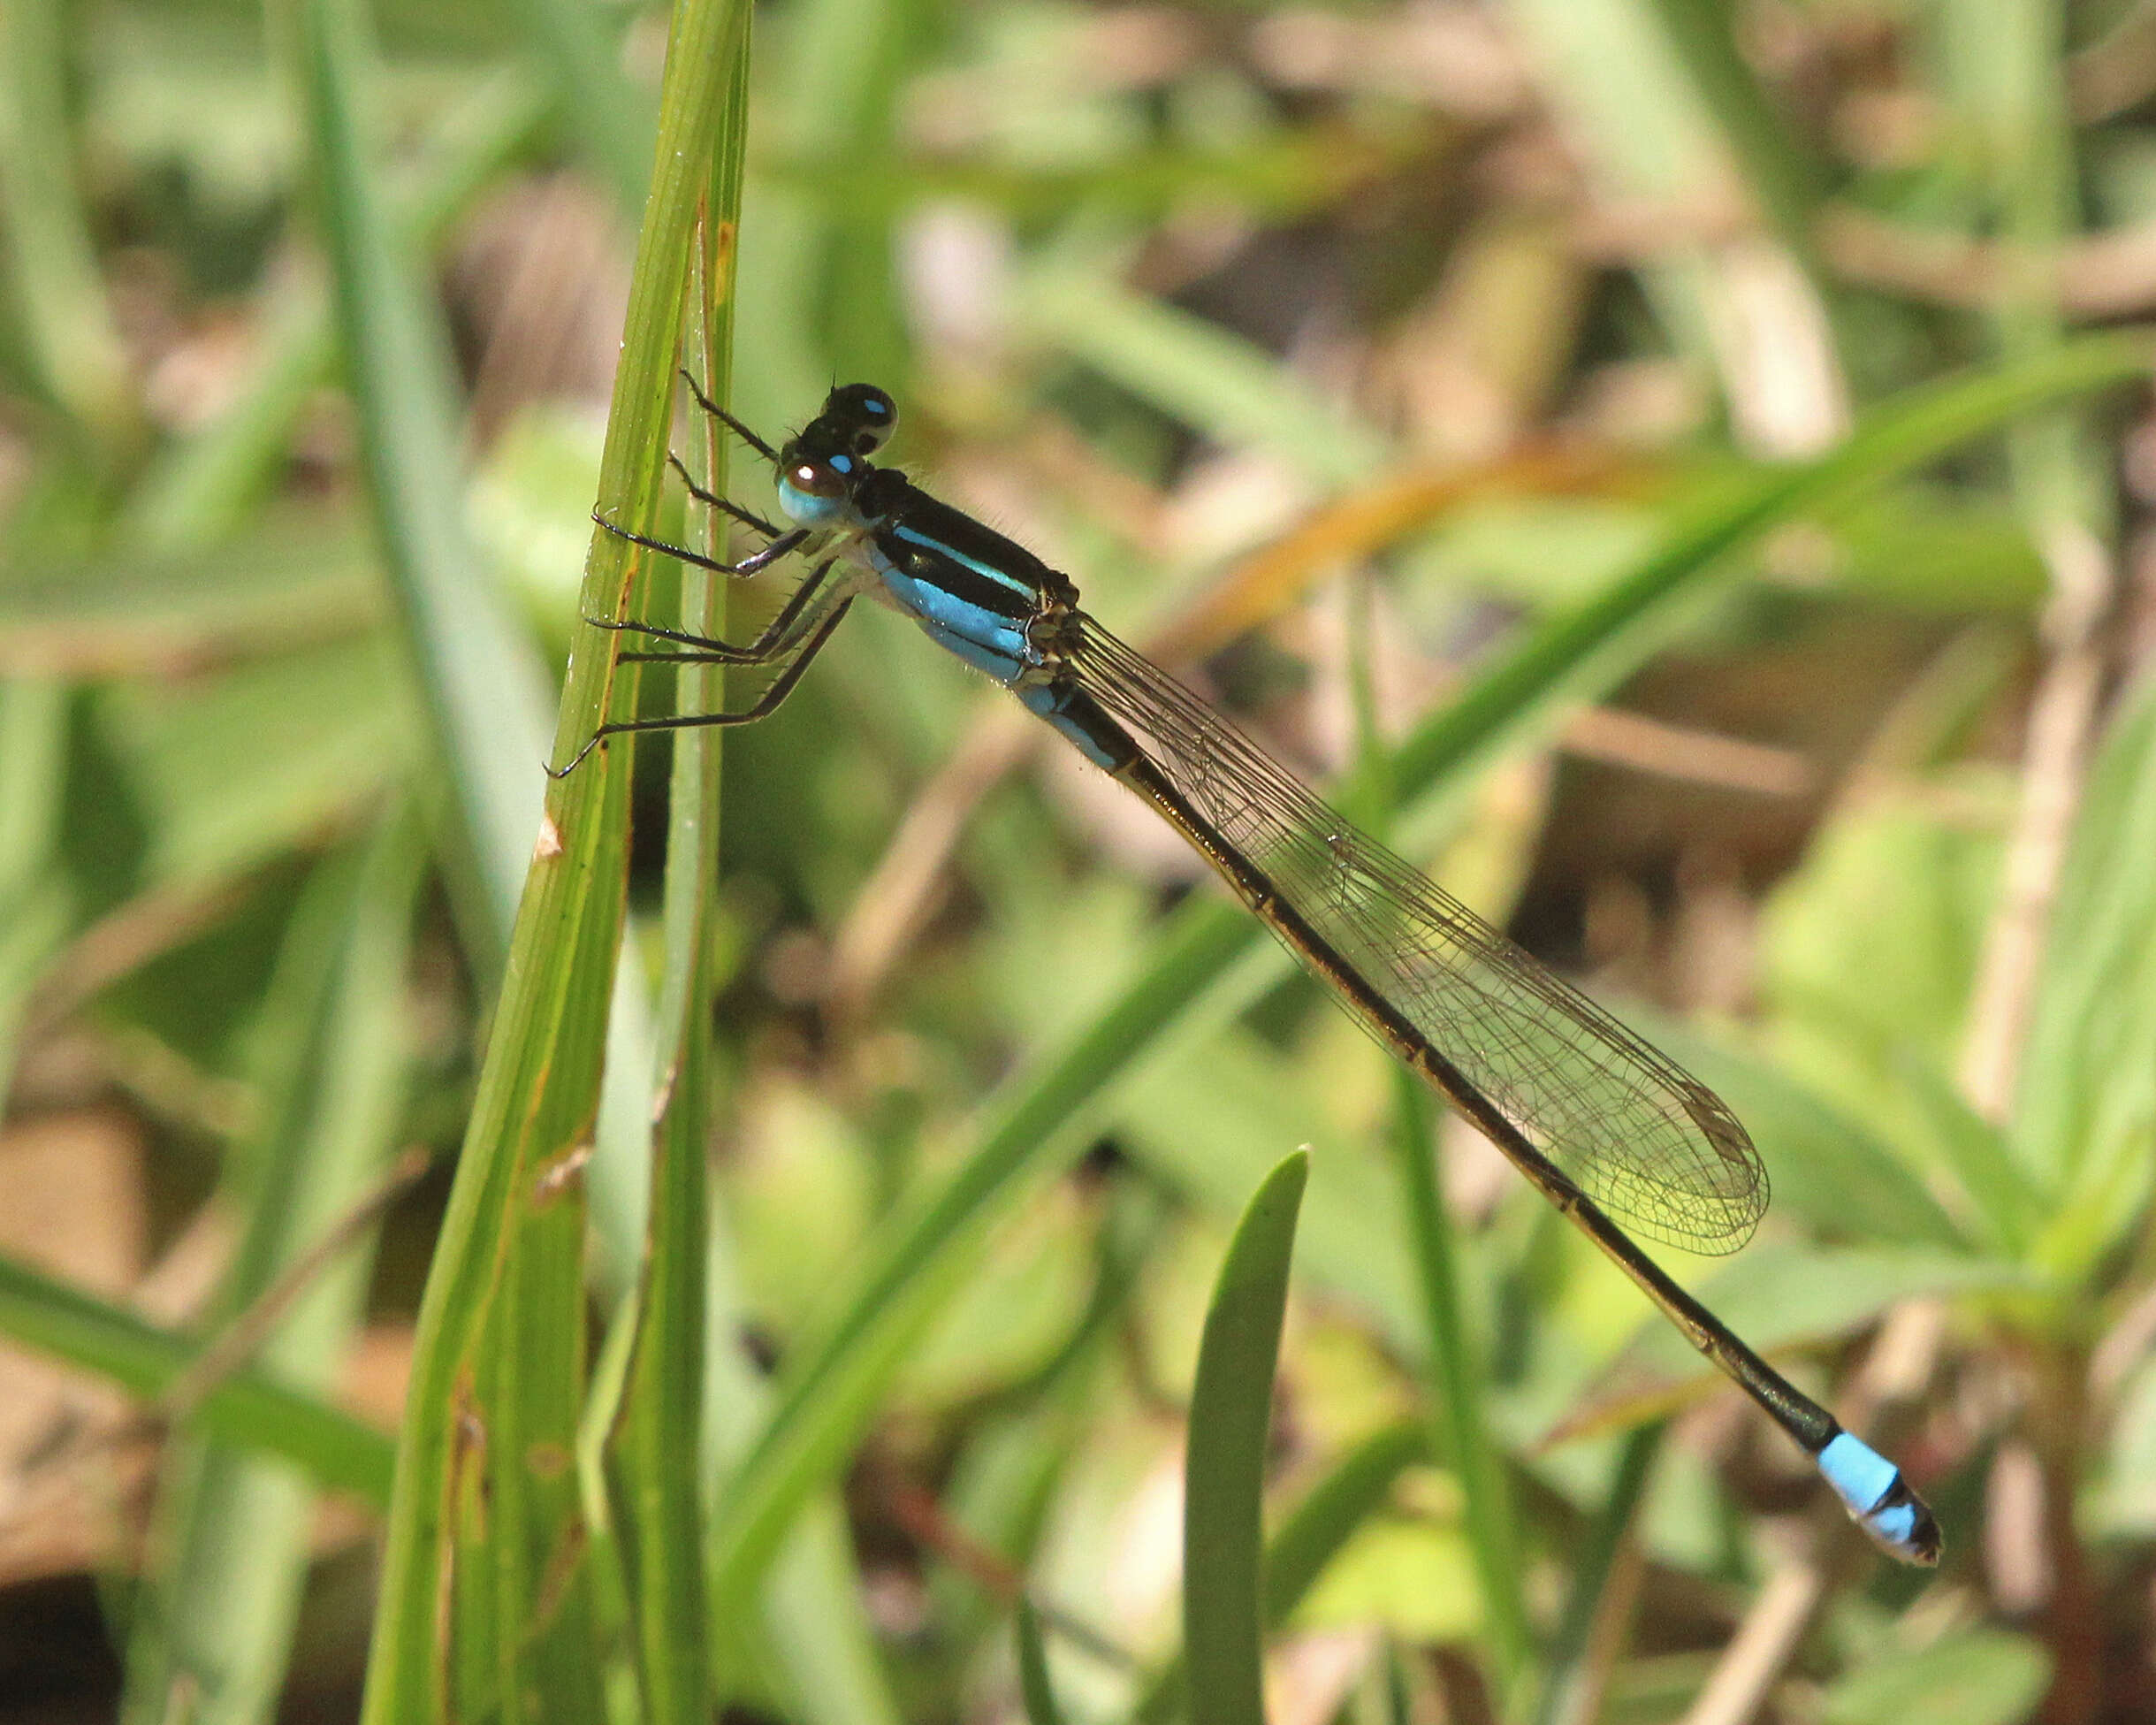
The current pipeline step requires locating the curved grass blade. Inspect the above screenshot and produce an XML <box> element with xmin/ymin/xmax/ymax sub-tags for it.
<box><xmin>121</xmin><ymin>814</ymin><xmax>423</xmax><ymax>1725</ymax></box>
<box><xmin>123</xmin><ymin>73</ymin><xmax>547</xmax><ymax>553</ymax></box>
<box><xmin>1016</xmin><ymin>1602</ymin><xmax>1067</xmax><ymax>1725</ymax></box>
<box><xmin>1531</xmin><ymin>1423</ymin><xmax>1662</xmax><ymax>1725</ymax></box>
<box><xmin>0</xmin><ymin>675</ymin><xmax>70</xmax><ymax>1103</ymax></box>
<box><xmin>1015</xmin><ymin>274</ymin><xmax>1387</xmax><ymax>487</ymax></box>
<box><xmin>0</xmin><ymin>0</ymin><xmax>136</xmax><ymax>447</ymax></box>
<box><xmin>1185</xmin><ymin>1151</ymin><xmax>1307</xmax><ymax>1725</ymax></box>
<box><xmin>292</xmin><ymin>0</ymin><xmax>596</xmax><ymax>1715</ymax></box>
<box><xmin>0</xmin><ymin>1254</ymin><xmax>392</xmax><ymax>1500</ymax></box>
<box><xmin>291</xmin><ymin>0</ymin><xmax>552</xmax><ymax>966</ymax></box>
<box><xmin>1134</xmin><ymin>1421</ymin><xmax>1425</xmax><ymax>1725</ymax></box>
<box><xmin>517</xmin><ymin>0</ymin><xmax>653</xmax><ymax>214</ymax></box>
<box><xmin>2015</xmin><ymin>673</ymin><xmax>2156</xmax><ymax>1278</ymax></box>
<box><xmin>1385</xmin><ymin>1066</ymin><xmax>1527</xmax><ymax>1692</ymax></box>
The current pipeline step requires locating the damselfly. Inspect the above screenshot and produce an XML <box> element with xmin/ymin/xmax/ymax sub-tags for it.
<box><xmin>558</xmin><ymin>380</ymin><xmax>1941</xmax><ymax>1567</ymax></box>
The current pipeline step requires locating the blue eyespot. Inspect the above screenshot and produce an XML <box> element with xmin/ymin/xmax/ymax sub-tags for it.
<box><xmin>827</xmin><ymin>383</ymin><xmax>898</xmax><ymax>453</ymax></box>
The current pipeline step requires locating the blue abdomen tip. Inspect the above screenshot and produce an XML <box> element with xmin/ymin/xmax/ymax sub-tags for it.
<box><xmin>1817</xmin><ymin>1431</ymin><xmax>1941</xmax><ymax>1566</ymax></box>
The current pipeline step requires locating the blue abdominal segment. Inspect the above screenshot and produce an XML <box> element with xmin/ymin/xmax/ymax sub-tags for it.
<box><xmin>1018</xmin><ymin>681</ymin><xmax>1122</xmax><ymax>769</ymax></box>
<box><xmin>1817</xmin><ymin>1431</ymin><xmax>1925</xmax><ymax>1558</ymax></box>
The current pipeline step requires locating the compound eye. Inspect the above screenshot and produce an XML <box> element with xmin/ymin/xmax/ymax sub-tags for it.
<box><xmin>787</xmin><ymin>459</ymin><xmax>844</xmax><ymax>500</ymax></box>
<box><xmin>829</xmin><ymin>383</ymin><xmax>898</xmax><ymax>454</ymax></box>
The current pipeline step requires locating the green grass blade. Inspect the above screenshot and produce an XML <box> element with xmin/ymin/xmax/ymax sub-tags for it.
<box><xmin>0</xmin><ymin>0</ymin><xmax>136</xmax><ymax>448</ymax></box>
<box><xmin>1820</xmin><ymin>1628</ymin><xmax>2050</xmax><ymax>1725</ymax></box>
<box><xmin>1015</xmin><ymin>273</ymin><xmax>1389</xmax><ymax>486</ymax></box>
<box><xmin>610</xmin><ymin>42</ymin><xmax>752</xmax><ymax>1721</ymax></box>
<box><xmin>120</xmin><ymin>813</ymin><xmax>423</xmax><ymax>1725</ymax></box>
<box><xmin>1134</xmin><ymin>1421</ymin><xmax>1426</xmax><ymax>1725</ymax></box>
<box><xmin>293</xmin><ymin>0</ymin><xmax>553</xmax><ymax>963</ymax></box>
<box><xmin>351</xmin><ymin>0</ymin><xmax>750</xmax><ymax>1714</ymax></box>
<box><xmin>123</xmin><ymin>72</ymin><xmax>548</xmax><ymax>553</ymax></box>
<box><xmin>1386</xmin><ymin>335</ymin><xmax>2151</xmax><ymax>838</ymax></box>
<box><xmin>1532</xmin><ymin>1424</ymin><xmax>1662</xmax><ymax>1725</ymax></box>
<box><xmin>1642</xmin><ymin>0</ymin><xmax>1831</xmax><ymax>283</ymax></box>
<box><xmin>768</xmin><ymin>0</ymin><xmax>918</xmax><ymax>385</ymax></box>
<box><xmin>1185</xmin><ymin>1150</ymin><xmax>1307</xmax><ymax>1725</ymax></box>
<box><xmin>1113</xmin><ymin>1034</ymin><xmax>1419</xmax><ymax>1356</ymax></box>
<box><xmin>760</xmin><ymin>1494</ymin><xmax>907</xmax><ymax>1725</ymax></box>
<box><xmin>1559</xmin><ymin>1243</ymin><xmax>2021</xmax><ymax>1438</ymax></box>
<box><xmin>1016</xmin><ymin>1602</ymin><xmax>1066</xmax><ymax>1725</ymax></box>
<box><xmin>2016</xmin><ymin>674</ymin><xmax>2156</xmax><ymax>1278</ymax></box>
<box><xmin>0</xmin><ymin>1254</ymin><xmax>393</xmax><ymax>1499</ymax></box>
<box><xmin>1893</xmin><ymin>1055</ymin><xmax>2038</xmax><ymax>1256</ymax></box>
<box><xmin>710</xmin><ymin>904</ymin><xmax>1256</xmax><ymax>1609</ymax></box>
<box><xmin>295</xmin><ymin>0</ymin><xmax>600</xmax><ymax>1714</ymax></box>
<box><xmin>1651</xmin><ymin>1027</ymin><xmax>1971</xmax><ymax>1251</ymax></box>
<box><xmin>1500</xmin><ymin>0</ymin><xmax>1752</xmax><ymax>385</ymax></box>
<box><xmin>0</xmin><ymin>675</ymin><xmax>71</xmax><ymax>1098</ymax></box>
<box><xmin>0</xmin><ymin>675</ymin><xmax>65</xmax><ymax>880</ymax></box>
<box><xmin>1385</xmin><ymin>1066</ymin><xmax>1527</xmax><ymax>1692</ymax></box>
<box><xmin>1262</xmin><ymin>1422</ymin><xmax>1428</xmax><ymax>1625</ymax></box>
<box><xmin>518</xmin><ymin>0</ymin><xmax>653</xmax><ymax>213</ymax></box>
<box><xmin>1952</xmin><ymin>0</ymin><xmax>2119</xmax><ymax>1132</ymax></box>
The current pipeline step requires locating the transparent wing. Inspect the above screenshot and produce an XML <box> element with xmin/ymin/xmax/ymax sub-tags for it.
<box><xmin>1066</xmin><ymin>615</ymin><xmax>1765</xmax><ymax>1254</ymax></box>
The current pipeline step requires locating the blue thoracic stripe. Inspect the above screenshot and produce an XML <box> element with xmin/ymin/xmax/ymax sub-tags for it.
<box><xmin>916</xmin><ymin>616</ymin><xmax>1026</xmax><ymax>685</ymax></box>
<box><xmin>871</xmin><ymin>546</ymin><xmax>1032</xmax><ymax>673</ymax></box>
<box><xmin>881</xmin><ymin>546</ymin><xmax>1034</xmax><ymax>624</ymax></box>
<box><xmin>893</xmin><ymin>523</ymin><xmax>1039</xmax><ymax>599</ymax></box>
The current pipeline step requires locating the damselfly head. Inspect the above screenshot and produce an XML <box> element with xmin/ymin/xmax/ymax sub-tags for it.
<box><xmin>825</xmin><ymin>383</ymin><xmax>898</xmax><ymax>454</ymax></box>
<box><xmin>775</xmin><ymin>385</ymin><xmax>900</xmax><ymax>515</ymax></box>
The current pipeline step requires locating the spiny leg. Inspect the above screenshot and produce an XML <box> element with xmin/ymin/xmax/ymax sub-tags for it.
<box><xmin>583</xmin><ymin>556</ymin><xmax>838</xmax><ymax>661</ymax></box>
<box><xmin>667</xmin><ymin>453</ymin><xmax>783</xmax><ymax>538</ymax></box>
<box><xmin>549</xmin><ymin>596</ymin><xmax>855</xmax><ymax>779</ymax></box>
<box><xmin>677</xmin><ymin>367</ymin><xmax>779</xmax><ymax>465</ymax></box>
<box><xmin>591</xmin><ymin>373</ymin><xmax>789</xmax><ymax>571</ymax></box>
<box><xmin>591</xmin><ymin>509</ymin><xmax>811</xmax><ymax>579</ymax></box>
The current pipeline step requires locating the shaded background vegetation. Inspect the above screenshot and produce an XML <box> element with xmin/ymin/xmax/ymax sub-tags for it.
<box><xmin>1</xmin><ymin>0</ymin><xmax>2153</xmax><ymax>1721</ymax></box>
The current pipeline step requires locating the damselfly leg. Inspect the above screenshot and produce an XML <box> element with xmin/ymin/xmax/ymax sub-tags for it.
<box><xmin>549</xmin><ymin>591</ymin><xmax>854</xmax><ymax>778</ymax></box>
<box><xmin>584</xmin><ymin>368</ymin><xmax>810</xmax><ymax>578</ymax></box>
<box><xmin>592</xmin><ymin>511</ymin><xmax>811</xmax><ymax>580</ymax></box>
<box><xmin>583</xmin><ymin>555</ymin><xmax>839</xmax><ymax>664</ymax></box>
<box><xmin>555</xmin><ymin>380</ymin><xmax>848</xmax><ymax>778</ymax></box>
<box><xmin>667</xmin><ymin>453</ymin><xmax>782</xmax><ymax>539</ymax></box>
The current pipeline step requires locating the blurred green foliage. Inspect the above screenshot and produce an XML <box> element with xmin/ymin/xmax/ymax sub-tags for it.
<box><xmin>1</xmin><ymin>0</ymin><xmax>2153</xmax><ymax>1722</ymax></box>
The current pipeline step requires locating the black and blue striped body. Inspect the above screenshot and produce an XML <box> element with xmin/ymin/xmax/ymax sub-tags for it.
<box><xmin>665</xmin><ymin>381</ymin><xmax>1943</xmax><ymax>1569</ymax></box>
<box><xmin>783</xmin><ymin>466</ymin><xmax>1129</xmax><ymax>772</ymax></box>
<box><xmin>859</xmin><ymin>482</ymin><xmax>1058</xmax><ymax>683</ymax></box>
